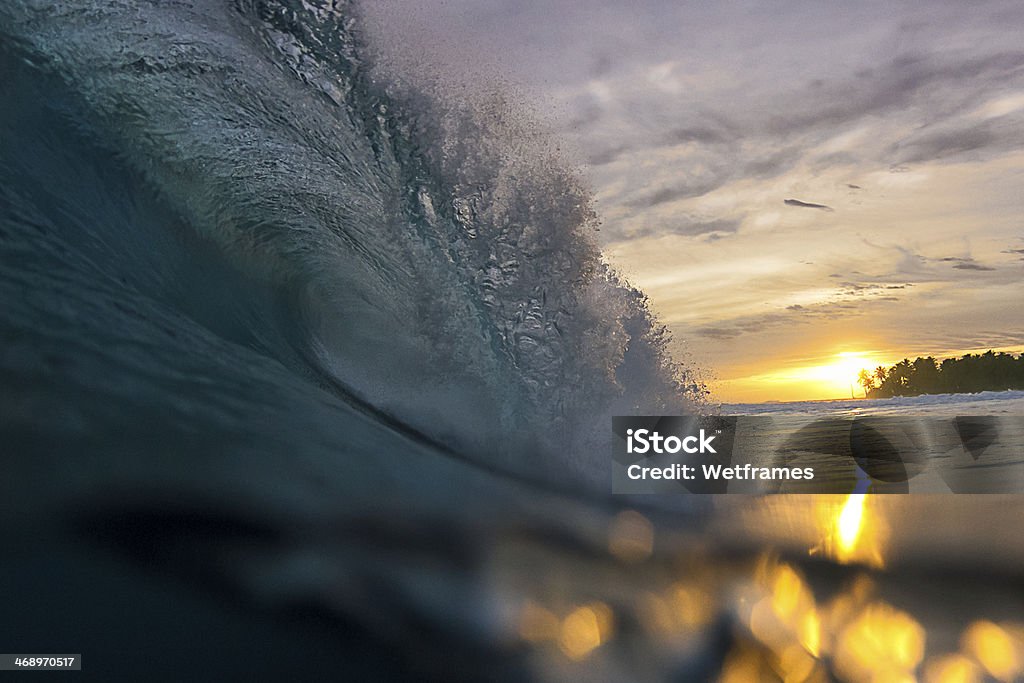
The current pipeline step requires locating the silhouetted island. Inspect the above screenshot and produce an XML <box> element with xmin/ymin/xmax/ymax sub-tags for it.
<box><xmin>857</xmin><ymin>351</ymin><xmax>1024</xmax><ymax>398</ymax></box>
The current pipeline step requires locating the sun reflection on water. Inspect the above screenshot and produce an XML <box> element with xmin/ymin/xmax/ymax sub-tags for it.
<box><xmin>815</xmin><ymin>494</ymin><xmax>887</xmax><ymax>568</ymax></box>
<box><xmin>837</xmin><ymin>494</ymin><xmax>867</xmax><ymax>560</ymax></box>
<box><xmin>505</xmin><ymin>503</ymin><xmax>1023</xmax><ymax>681</ymax></box>
<box><xmin>962</xmin><ymin>620</ymin><xmax>1023</xmax><ymax>682</ymax></box>
<box><xmin>924</xmin><ymin>654</ymin><xmax>982</xmax><ymax>683</ymax></box>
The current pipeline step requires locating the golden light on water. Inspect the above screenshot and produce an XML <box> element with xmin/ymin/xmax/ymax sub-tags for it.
<box><xmin>730</xmin><ymin>557</ymin><xmax>932</xmax><ymax>683</ymax></box>
<box><xmin>924</xmin><ymin>654</ymin><xmax>982</xmax><ymax>683</ymax></box>
<box><xmin>800</xmin><ymin>609</ymin><xmax>821</xmax><ymax>659</ymax></box>
<box><xmin>519</xmin><ymin>600</ymin><xmax>615</xmax><ymax>661</ymax></box>
<box><xmin>738</xmin><ymin>557</ymin><xmax>827</xmax><ymax>681</ymax></box>
<box><xmin>607</xmin><ymin>509</ymin><xmax>654</xmax><ymax>564</ymax></box>
<box><xmin>837</xmin><ymin>494</ymin><xmax>867</xmax><ymax>561</ymax></box>
<box><xmin>726</xmin><ymin>550</ymin><xmax>1024</xmax><ymax>682</ymax></box>
<box><xmin>671</xmin><ymin>583</ymin><xmax>714</xmax><ymax>630</ymax></box>
<box><xmin>518</xmin><ymin>600</ymin><xmax>561</xmax><ymax>643</ymax></box>
<box><xmin>962</xmin><ymin>620</ymin><xmax>1023</xmax><ymax>682</ymax></box>
<box><xmin>512</xmin><ymin>500</ymin><xmax>1023</xmax><ymax>678</ymax></box>
<box><xmin>558</xmin><ymin>603</ymin><xmax>614</xmax><ymax>660</ymax></box>
<box><xmin>636</xmin><ymin>581</ymin><xmax>718</xmax><ymax>644</ymax></box>
<box><xmin>814</xmin><ymin>494</ymin><xmax>887</xmax><ymax>568</ymax></box>
<box><xmin>719</xmin><ymin>644</ymin><xmax>776</xmax><ymax>683</ymax></box>
<box><xmin>833</xmin><ymin>603</ymin><xmax>926</xmax><ymax>682</ymax></box>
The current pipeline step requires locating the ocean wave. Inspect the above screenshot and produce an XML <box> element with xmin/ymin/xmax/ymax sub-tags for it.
<box><xmin>0</xmin><ymin>0</ymin><xmax>702</xmax><ymax>489</ymax></box>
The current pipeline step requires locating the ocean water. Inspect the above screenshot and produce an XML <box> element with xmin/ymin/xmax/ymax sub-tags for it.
<box><xmin>725</xmin><ymin>389</ymin><xmax>1024</xmax><ymax>417</ymax></box>
<box><xmin>0</xmin><ymin>0</ymin><xmax>702</xmax><ymax>496</ymax></box>
<box><xmin>3</xmin><ymin>1</ymin><xmax>1023</xmax><ymax>681</ymax></box>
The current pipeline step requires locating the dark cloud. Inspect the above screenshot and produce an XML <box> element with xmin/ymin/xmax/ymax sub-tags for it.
<box><xmin>664</xmin><ymin>126</ymin><xmax>731</xmax><ymax>146</ymax></box>
<box><xmin>619</xmin><ymin>148</ymin><xmax>804</xmax><ymax>212</ymax></box>
<box><xmin>784</xmin><ymin>198</ymin><xmax>834</xmax><ymax>211</ymax></box>
<box><xmin>666</xmin><ymin>218</ymin><xmax>741</xmax><ymax>238</ymax></box>
<box><xmin>939</xmin><ymin>256</ymin><xmax>997</xmax><ymax>271</ymax></box>
<box><xmin>625</xmin><ymin>178</ymin><xmax>728</xmax><ymax>208</ymax></box>
<box><xmin>695</xmin><ymin>326</ymin><xmax>743</xmax><ymax>340</ymax></box>
<box><xmin>694</xmin><ymin>295</ymin><xmax>889</xmax><ymax>339</ymax></box>
<box><xmin>837</xmin><ymin>281</ymin><xmax>913</xmax><ymax>297</ymax></box>
<box><xmin>762</xmin><ymin>51</ymin><xmax>1024</xmax><ymax>140</ymax></box>
<box><xmin>741</xmin><ymin>147</ymin><xmax>804</xmax><ymax>179</ymax></box>
<box><xmin>694</xmin><ymin>312</ymin><xmax>802</xmax><ymax>338</ymax></box>
<box><xmin>810</xmin><ymin>151</ymin><xmax>863</xmax><ymax>171</ymax></box>
<box><xmin>891</xmin><ymin>124</ymin><xmax>999</xmax><ymax>165</ymax></box>
<box><xmin>691</xmin><ymin>274</ymin><xmax>922</xmax><ymax>340</ymax></box>
<box><xmin>601</xmin><ymin>217</ymin><xmax>741</xmax><ymax>243</ymax></box>
<box><xmin>589</xmin><ymin>52</ymin><xmax>613</xmax><ymax>78</ymax></box>
<box><xmin>937</xmin><ymin>254</ymin><xmax>991</xmax><ymax>270</ymax></box>
<box><xmin>585</xmin><ymin>145</ymin><xmax>627</xmax><ymax>166</ymax></box>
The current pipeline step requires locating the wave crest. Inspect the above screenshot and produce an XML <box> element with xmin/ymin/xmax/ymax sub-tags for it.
<box><xmin>2</xmin><ymin>0</ymin><xmax>704</xmax><ymax>486</ymax></box>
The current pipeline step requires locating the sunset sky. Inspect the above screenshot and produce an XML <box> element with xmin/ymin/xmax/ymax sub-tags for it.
<box><xmin>367</xmin><ymin>0</ymin><xmax>1024</xmax><ymax>402</ymax></box>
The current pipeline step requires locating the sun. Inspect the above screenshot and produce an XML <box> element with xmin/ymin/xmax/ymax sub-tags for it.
<box><xmin>723</xmin><ymin>349</ymin><xmax>889</xmax><ymax>402</ymax></box>
<box><xmin>790</xmin><ymin>351</ymin><xmax>881</xmax><ymax>398</ymax></box>
<box><xmin>825</xmin><ymin>352</ymin><xmax>875</xmax><ymax>388</ymax></box>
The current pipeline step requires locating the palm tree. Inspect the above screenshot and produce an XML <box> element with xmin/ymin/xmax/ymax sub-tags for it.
<box><xmin>857</xmin><ymin>368</ymin><xmax>874</xmax><ymax>398</ymax></box>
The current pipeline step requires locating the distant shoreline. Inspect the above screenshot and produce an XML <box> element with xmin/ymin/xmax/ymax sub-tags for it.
<box><xmin>720</xmin><ymin>388</ymin><xmax>1024</xmax><ymax>411</ymax></box>
<box><xmin>751</xmin><ymin>388</ymin><xmax>1024</xmax><ymax>405</ymax></box>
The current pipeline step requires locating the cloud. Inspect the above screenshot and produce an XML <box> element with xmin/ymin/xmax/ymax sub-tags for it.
<box><xmin>784</xmin><ymin>198</ymin><xmax>834</xmax><ymax>211</ymax></box>
<box><xmin>626</xmin><ymin>179</ymin><xmax>728</xmax><ymax>209</ymax></box>
<box><xmin>581</xmin><ymin>45</ymin><xmax>1024</xmax><ymax>225</ymax></box>
<box><xmin>694</xmin><ymin>313</ymin><xmax>798</xmax><ymax>339</ymax></box>
<box><xmin>557</xmin><ymin>23</ymin><xmax>1024</xmax><ymax>243</ymax></box>
<box><xmin>695</xmin><ymin>326</ymin><xmax>743</xmax><ymax>340</ymax></box>
<box><xmin>584</xmin><ymin>145</ymin><xmax>627</xmax><ymax>166</ymax></box>
<box><xmin>939</xmin><ymin>256</ymin><xmax>997</xmax><ymax>271</ymax></box>
<box><xmin>890</xmin><ymin>122</ymin><xmax>1004</xmax><ymax>165</ymax></box>
<box><xmin>663</xmin><ymin>126</ymin><xmax>731</xmax><ymax>146</ymax></box>
<box><xmin>600</xmin><ymin>216</ymin><xmax>741</xmax><ymax>242</ymax></box>
<box><xmin>692</xmin><ymin>284</ymin><xmax>909</xmax><ymax>340</ymax></box>
<box><xmin>756</xmin><ymin>50</ymin><xmax>1024</xmax><ymax>142</ymax></box>
<box><xmin>837</xmin><ymin>282</ymin><xmax>912</xmax><ymax>294</ymax></box>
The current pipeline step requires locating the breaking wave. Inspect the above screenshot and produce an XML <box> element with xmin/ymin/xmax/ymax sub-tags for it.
<box><xmin>0</xmin><ymin>0</ymin><xmax>702</xmax><ymax>489</ymax></box>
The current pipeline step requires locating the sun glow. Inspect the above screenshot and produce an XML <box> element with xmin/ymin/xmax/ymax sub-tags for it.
<box><xmin>792</xmin><ymin>352</ymin><xmax>882</xmax><ymax>398</ymax></box>
<box><xmin>725</xmin><ymin>350</ymin><xmax>886</xmax><ymax>402</ymax></box>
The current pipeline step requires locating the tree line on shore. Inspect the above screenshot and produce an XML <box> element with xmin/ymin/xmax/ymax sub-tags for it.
<box><xmin>856</xmin><ymin>351</ymin><xmax>1024</xmax><ymax>398</ymax></box>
